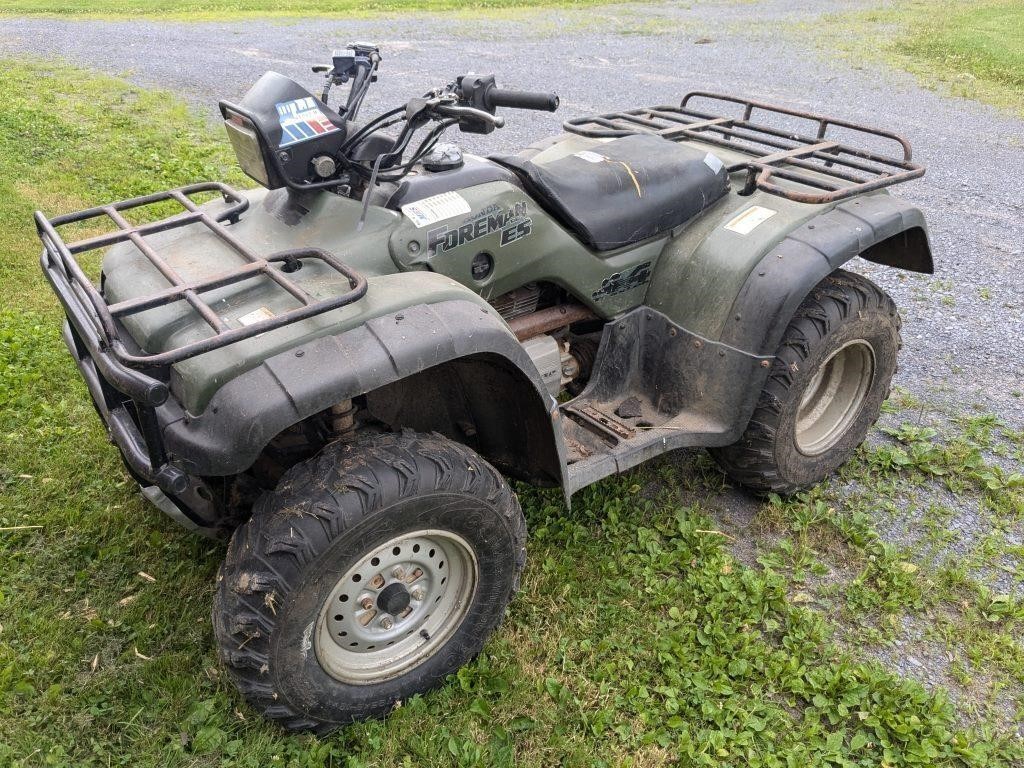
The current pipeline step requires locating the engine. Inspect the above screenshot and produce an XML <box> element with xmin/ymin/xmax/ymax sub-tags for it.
<box><xmin>489</xmin><ymin>284</ymin><xmax>596</xmax><ymax>397</ymax></box>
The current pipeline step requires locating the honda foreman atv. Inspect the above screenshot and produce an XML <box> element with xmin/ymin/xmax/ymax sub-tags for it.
<box><xmin>35</xmin><ymin>44</ymin><xmax>932</xmax><ymax>731</ymax></box>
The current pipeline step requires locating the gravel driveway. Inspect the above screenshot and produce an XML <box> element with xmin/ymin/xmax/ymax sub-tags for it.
<box><xmin>3</xmin><ymin>0</ymin><xmax>1021</xmax><ymax>425</ymax></box>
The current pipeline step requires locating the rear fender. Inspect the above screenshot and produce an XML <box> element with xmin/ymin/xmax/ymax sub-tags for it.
<box><xmin>720</xmin><ymin>195</ymin><xmax>932</xmax><ymax>356</ymax></box>
<box><xmin>634</xmin><ymin>193</ymin><xmax>931</xmax><ymax>448</ymax></box>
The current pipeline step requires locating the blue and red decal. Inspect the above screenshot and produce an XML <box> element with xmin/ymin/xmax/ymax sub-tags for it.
<box><xmin>275</xmin><ymin>97</ymin><xmax>340</xmax><ymax>148</ymax></box>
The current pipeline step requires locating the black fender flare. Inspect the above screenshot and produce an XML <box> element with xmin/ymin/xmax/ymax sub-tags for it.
<box><xmin>719</xmin><ymin>194</ymin><xmax>932</xmax><ymax>356</ymax></box>
<box><xmin>160</xmin><ymin>299</ymin><xmax>566</xmax><ymax>483</ymax></box>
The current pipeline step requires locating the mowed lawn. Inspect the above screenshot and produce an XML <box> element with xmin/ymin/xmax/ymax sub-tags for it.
<box><xmin>0</xmin><ymin>59</ymin><xmax>1022</xmax><ymax>767</ymax></box>
<box><xmin>827</xmin><ymin>0</ymin><xmax>1024</xmax><ymax>116</ymax></box>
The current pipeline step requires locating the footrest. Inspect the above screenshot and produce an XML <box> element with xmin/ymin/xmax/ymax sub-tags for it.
<box><xmin>564</xmin><ymin>403</ymin><xmax>637</xmax><ymax>443</ymax></box>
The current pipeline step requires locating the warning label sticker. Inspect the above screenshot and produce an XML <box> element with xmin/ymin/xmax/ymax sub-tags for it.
<box><xmin>724</xmin><ymin>205</ymin><xmax>777</xmax><ymax>235</ymax></box>
<box><xmin>703</xmin><ymin>152</ymin><xmax>725</xmax><ymax>174</ymax></box>
<box><xmin>237</xmin><ymin>306</ymin><xmax>275</xmax><ymax>327</ymax></box>
<box><xmin>401</xmin><ymin>192</ymin><xmax>472</xmax><ymax>228</ymax></box>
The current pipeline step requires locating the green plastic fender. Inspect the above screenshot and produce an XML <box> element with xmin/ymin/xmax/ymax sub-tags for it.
<box><xmin>169</xmin><ymin>270</ymin><xmax>510</xmax><ymax>414</ymax></box>
<box><xmin>646</xmin><ymin>190</ymin><xmax>932</xmax><ymax>356</ymax></box>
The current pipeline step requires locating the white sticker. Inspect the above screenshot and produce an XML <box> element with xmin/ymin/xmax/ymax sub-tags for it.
<box><xmin>703</xmin><ymin>152</ymin><xmax>724</xmax><ymax>174</ymax></box>
<box><xmin>401</xmin><ymin>192</ymin><xmax>472</xmax><ymax>228</ymax></box>
<box><xmin>724</xmin><ymin>205</ymin><xmax>777</xmax><ymax>235</ymax></box>
<box><xmin>573</xmin><ymin>150</ymin><xmax>606</xmax><ymax>164</ymax></box>
<box><xmin>237</xmin><ymin>306</ymin><xmax>275</xmax><ymax>327</ymax></box>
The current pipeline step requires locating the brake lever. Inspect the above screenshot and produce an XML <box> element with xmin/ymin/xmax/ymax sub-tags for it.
<box><xmin>434</xmin><ymin>103</ymin><xmax>505</xmax><ymax>128</ymax></box>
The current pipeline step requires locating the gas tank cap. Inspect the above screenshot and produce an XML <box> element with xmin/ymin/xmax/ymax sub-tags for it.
<box><xmin>422</xmin><ymin>143</ymin><xmax>464</xmax><ymax>172</ymax></box>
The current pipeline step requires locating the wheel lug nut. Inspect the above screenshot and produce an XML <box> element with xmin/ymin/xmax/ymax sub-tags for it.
<box><xmin>392</xmin><ymin>566</ymin><xmax>405</xmax><ymax>580</ymax></box>
<box><xmin>411</xmin><ymin>587</ymin><xmax>425</xmax><ymax>601</ymax></box>
<box><xmin>379</xmin><ymin>616</ymin><xmax>393</xmax><ymax>630</ymax></box>
<box><xmin>359</xmin><ymin>597</ymin><xmax>373</xmax><ymax>610</ymax></box>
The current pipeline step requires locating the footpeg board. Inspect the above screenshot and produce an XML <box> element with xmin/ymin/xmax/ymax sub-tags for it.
<box><xmin>561</xmin><ymin>307</ymin><xmax>773</xmax><ymax>494</ymax></box>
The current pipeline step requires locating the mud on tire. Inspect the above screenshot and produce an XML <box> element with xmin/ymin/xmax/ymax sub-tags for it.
<box><xmin>213</xmin><ymin>431</ymin><xmax>526</xmax><ymax>733</ymax></box>
<box><xmin>710</xmin><ymin>269</ymin><xmax>901</xmax><ymax>495</ymax></box>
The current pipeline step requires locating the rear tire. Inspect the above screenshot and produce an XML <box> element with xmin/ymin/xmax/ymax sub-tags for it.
<box><xmin>710</xmin><ymin>269</ymin><xmax>901</xmax><ymax>494</ymax></box>
<box><xmin>213</xmin><ymin>431</ymin><xmax>526</xmax><ymax>733</ymax></box>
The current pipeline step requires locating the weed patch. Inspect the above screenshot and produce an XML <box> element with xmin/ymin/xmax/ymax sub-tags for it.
<box><xmin>0</xmin><ymin>0</ymin><xmax>648</xmax><ymax>22</ymax></box>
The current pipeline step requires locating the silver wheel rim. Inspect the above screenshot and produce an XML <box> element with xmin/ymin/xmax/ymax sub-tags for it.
<box><xmin>795</xmin><ymin>340</ymin><xmax>875</xmax><ymax>456</ymax></box>
<box><xmin>315</xmin><ymin>529</ymin><xmax>478</xmax><ymax>685</ymax></box>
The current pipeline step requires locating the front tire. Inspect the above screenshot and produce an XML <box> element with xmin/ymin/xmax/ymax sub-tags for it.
<box><xmin>213</xmin><ymin>431</ymin><xmax>526</xmax><ymax>733</ymax></box>
<box><xmin>710</xmin><ymin>269</ymin><xmax>901</xmax><ymax>494</ymax></box>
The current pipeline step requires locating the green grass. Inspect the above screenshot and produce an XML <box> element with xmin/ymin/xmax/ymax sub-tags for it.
<box><xmin>1</xmin><ymin>60</ymin><xmax>1023</xmax><ymax>766</ymax></box>
<box><xmin>0</xmin><ymin>0</ymin><xmax>640</xmax><ymax>21</ymax></box>
<box><xmin>815</xmin><ymin>0</ymin><xmax>1024</xmax><ymax>116</ymax></box>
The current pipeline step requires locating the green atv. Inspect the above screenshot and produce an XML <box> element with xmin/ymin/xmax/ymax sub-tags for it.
<box><xmin>36</xmin><ymin>44</ymin><xmax>931</xmax><ymax>731</ymax></box>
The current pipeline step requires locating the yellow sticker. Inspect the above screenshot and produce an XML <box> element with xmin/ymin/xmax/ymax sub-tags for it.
<box><xmin>724</xmin><ymin>205</ymin><xmax>777</xmax><ymax>235</ymax></box>
<box><xmin>237</xmin><ymin>306</ymin><xmax>275</xmax><ymax>327</ymax></box>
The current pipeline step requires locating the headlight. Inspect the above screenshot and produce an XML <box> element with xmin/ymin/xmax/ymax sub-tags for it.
<box><xmin>223</xmin><ymin>112</ymin><xmax>271</xmax><ymax>188</ymax></box>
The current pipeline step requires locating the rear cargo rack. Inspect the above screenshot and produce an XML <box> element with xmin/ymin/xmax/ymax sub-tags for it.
<box><xmin>35</xmin><ymin>182</ymin><xmax>367</xmax><ymax>369</ymax></box>
<box><xmin>563</xmin><ymin>92</ymin><xmax>925</xmax><ymax>204</ymax></box>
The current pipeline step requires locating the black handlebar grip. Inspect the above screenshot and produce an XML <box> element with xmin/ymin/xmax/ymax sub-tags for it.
<box><xmin>486</xmin><ymin>88</ymin><xmax>560</xmax><ymax>112</ymax></box>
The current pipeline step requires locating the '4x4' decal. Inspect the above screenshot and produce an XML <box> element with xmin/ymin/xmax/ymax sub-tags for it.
<box><xmin>592</xmin><ymin>261</ymin><xmax>652</xmax><ymax>301</ymax></box>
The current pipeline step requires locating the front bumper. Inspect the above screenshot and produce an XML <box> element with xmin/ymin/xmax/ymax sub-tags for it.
<box><xmin>58</xmin><ymin>319</ymin><xmax>187</xmax><ymax>496</ymax></box>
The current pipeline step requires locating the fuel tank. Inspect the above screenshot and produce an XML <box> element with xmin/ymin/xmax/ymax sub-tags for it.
<box><xmin>383</xmin><ymin>147</ymin><xmax>667</xmax><ymax>316</ymax></box>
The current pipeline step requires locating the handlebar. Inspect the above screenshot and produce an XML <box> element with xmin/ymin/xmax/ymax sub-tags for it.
<box><xmin>485</xmin><ymin>88</ymin><xmax>560</xmax><ymax>112</ymax></box>
<box><xmin>455</xmin><ymin>74</ymin><xmax>559</xmax><ymax>119</ymax></box>
<box><xmin>291</xmin><ymin>59</ymin><xmax>563</xmax><ymax>185</ymax></box>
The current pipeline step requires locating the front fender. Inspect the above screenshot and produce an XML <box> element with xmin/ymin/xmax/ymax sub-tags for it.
<box><xmin>160</xmin><ymin>299</ymin><xmax>566</xmax><ymax>481</ymax></box>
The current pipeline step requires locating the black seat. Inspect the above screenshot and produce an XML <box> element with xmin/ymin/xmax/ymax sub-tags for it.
<box><xmin>491</xmin><ymin>133</ymin><xmax>729</xmax><ymax>252</ymax></box>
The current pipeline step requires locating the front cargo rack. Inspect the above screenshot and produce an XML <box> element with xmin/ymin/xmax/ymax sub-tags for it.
<box><xmin>564</xmin><ymin>91</ymin><xmax>925</xmax><ymax>204</ymax></box>
<box><xmin>36</xmin><ymin>182</ymin><xmax>367</xmax><ymax>369</ymax></box>
<box><xmin>36</xmin><ymin>182</ymin><xmax>367</xmax><ymax>497</ymax></box>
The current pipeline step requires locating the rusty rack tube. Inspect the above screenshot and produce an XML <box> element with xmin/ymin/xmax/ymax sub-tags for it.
<box><xmin>563</xmin><ymin>91</ymin><xmax>925</xmax><ymax>205</ymax></box>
